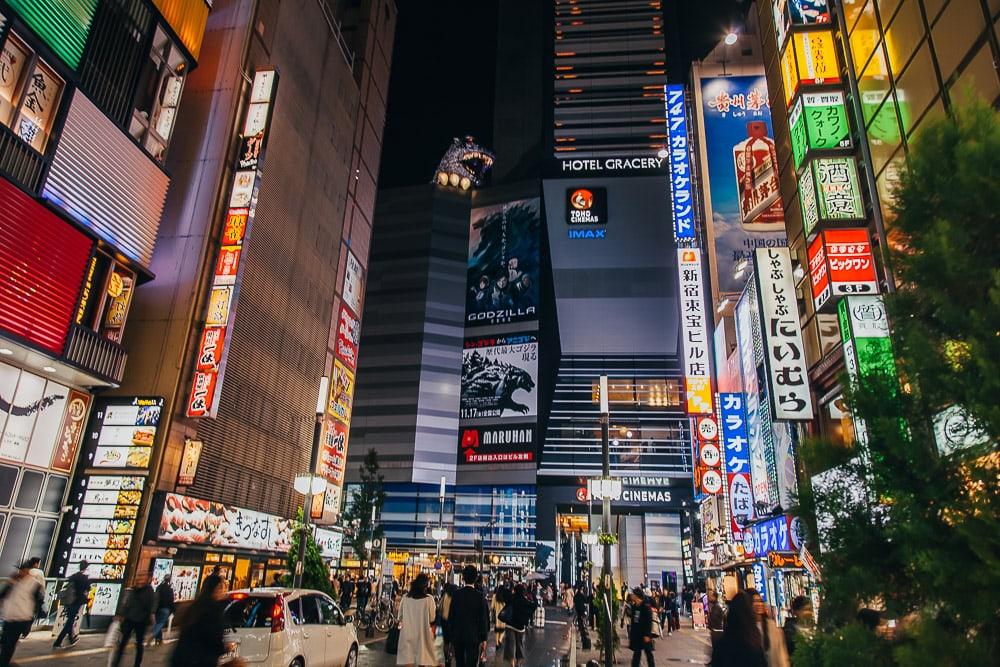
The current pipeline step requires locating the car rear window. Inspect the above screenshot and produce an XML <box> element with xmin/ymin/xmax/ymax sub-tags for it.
<box><xmin>225</xmin><ymin>596</ymin><xmax>279</xmax><ymax>629</ymax></box>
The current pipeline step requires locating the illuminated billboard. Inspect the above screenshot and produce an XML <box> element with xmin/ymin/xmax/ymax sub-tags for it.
<box><xmin>466</xmin><ymin>198</ymin><xmax>540</xmax><ymax>327</ymax></box>
<box><xmin>678</xmin><ymin>248</ymin><xmax>712</xmax><ymax>414</ymax></box>
<box><xmin>461</xmin><ymin>334</ymin><xmax>538</xmax><ymax>420</ymax></box>
<box><xmin>696</xmin><ymin>75</ymin><xmax>787</xmax><ymax>296</ymax></box>
<box><xmin>664</xmin><ymin>84</ymin><xmax>695</xmax><ymax>241</ymax></box>
<box><xmin>807</xmin><ymin>228</ymin><xmax>880</xmax><ymax>310</ymax></box>
<box><xmin>780</xmin><ymin>30</ymin><xmax>840</xmax><ymax>105</ymax></box>
<box><xmin>789</xmin><ymin>90</ymin><xmax>851</xmax><ymax>170</ymax></box>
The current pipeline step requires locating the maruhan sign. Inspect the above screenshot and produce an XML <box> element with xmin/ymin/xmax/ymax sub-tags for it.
<box><xmin>560</xmin><ymin>157</ymin><xmax>665</xmax><ymax>172</ymax></box>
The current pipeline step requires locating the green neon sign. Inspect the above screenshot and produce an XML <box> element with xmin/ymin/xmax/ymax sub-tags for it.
<box><xmin>6</xmin><ymin>0</ymin><xmax>97</xmax><ymax>70</ymax></box>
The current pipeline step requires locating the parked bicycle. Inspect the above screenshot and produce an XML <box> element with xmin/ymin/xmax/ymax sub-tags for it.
<box><xmin>354</xmin><ymin>596</ymin><xmax>396</xmax><ymax>633</ymax></box>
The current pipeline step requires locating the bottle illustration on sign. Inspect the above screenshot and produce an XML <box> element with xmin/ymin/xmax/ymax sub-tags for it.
<box><xmin>733</xmin><ymin>121</ymin><xmax>784</xmax><ymax>230</ymax></box>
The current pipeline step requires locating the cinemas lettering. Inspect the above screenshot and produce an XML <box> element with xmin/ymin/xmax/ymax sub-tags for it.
<box><xmin>565</xmin><ymin>187</ymin><xmax>607</xmax><ymax>225</ymax></box>
<box><xmin>620</xmin><ymin>488</ymin><xmax>673</xmax><ymax>503</ymax></box>
<box><xmin>459</xmin><ymin>425</ymin><xmax>535</xmax><ymax>464</ymax></box>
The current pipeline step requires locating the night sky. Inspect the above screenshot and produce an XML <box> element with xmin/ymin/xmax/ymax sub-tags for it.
<box><xmin>378</xmin><ymin>0</ymin><xmax>748</xmax><ymax>189</ymax></box>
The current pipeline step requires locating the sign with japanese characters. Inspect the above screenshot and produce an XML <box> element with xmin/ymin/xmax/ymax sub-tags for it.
<box><xmin>329</xmin><ymin>359</ymin><xmax>355</xmax><ymax>426</ymax></box>
<box><xmin>780</xmin><ymin>30</ymin><xmax>840</xmax><ymax>105</ymax></box>
<box><xmin>751</xmin><ymin>515</ymin><xmax>794</xmax><ymax>557</ymax></box>
<box><xmin>772</xmin><ymin>0</ymin><xmax>832</xmax><ymax>47</ymax></box>
<box><xmin>334</xmin><ymin>303</ymin><xmax>361</xmax><ymax>370</ymax></box>
<box><xmin>701</xmin><ymin>495</ymin><xmax>724</xmax><ymax>545</ymax></box>
<box><xmin>789</xmin><ymin>90</ymin><xmax>850</xmax><ymax>169</ymax></box>
<box><xmin>342</xmin><ymin>250</ymin><xmax>364</xmax><ymax>316</ymax></box>
<box><xmin>677</xmin><ymin>249</ymin><xmax>712</xmax><ymax>414</ymax></box>
<box><xmin>735</xmin><ymin>283</ymin><xmax>772</xmax><ymax>510</ymax></box>
<box><xmin>459</xmin><ymin>424</ymin><xmax>535</xmax><ymax>464</ymax></box>
<box><xmin>721</xmin><ymin>392</ymin><xmax>755</xmax><ymax>545</ymax></box>
<box><xmin>461</xmin><ymin>334</ymin><xmax>538</xmax><ymax>419</ymax></box>
<box><xmin>754</xmin><ymin>248</ymin><xmax>814</xmax><ymax>420</ymax></box>
<box><xmin>314</xmin><ymin>527</ymin><xmax>344</xmax><ymax>560</ymax></box>
<box><xmin>838</xmin><ymin>295</ymin><xmax>895</xmax><ymax>380</ymax></box>
<box><xmin>664</xmin><ymin>84</ymin><xmax>695</xmax><ymax>241</ymax></box>
<box><xmin>187</xmin><ymin>70</ymin><xmax>278</xmax><ymax>418</ymax></box>
<box><xmin>157</xmin><ymin>493</ymin><xmax>295</xmax><ymax>553</ymax></box>
<box><xmin>176</xmin><ymin>438</ymin><xmax>203</xmax><ymax>486</ymax></box>
<box><xmin>810</xmin><ymin>157</ymin><xmax>864</xmax><ymax>221</ymax></box>
<box><xmin>808</xmin><ymin>229</ymin><xmax>879</xmax><ymax>309</ymax></box>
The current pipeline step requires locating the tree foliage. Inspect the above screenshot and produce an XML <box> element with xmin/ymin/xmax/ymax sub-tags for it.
<box><xmin>341</xmin><ymin>448</ymin><xmax>386</xmax><ymax>560</ymax></box>
<box><xmin>282</xmin><ymin>508</ymin><xmax>334</xmax><ymax>596</ymax></box>
<box><xmin>797</xmin><ymin>102</ymin><xmax>1000</xmax><ymax>665</ymax></box>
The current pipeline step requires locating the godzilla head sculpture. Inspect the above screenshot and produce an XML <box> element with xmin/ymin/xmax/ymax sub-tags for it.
<box><xmin>433</xmin><ymin>136</ymin><xmax>495</xmax><ymax>190</ymax></box>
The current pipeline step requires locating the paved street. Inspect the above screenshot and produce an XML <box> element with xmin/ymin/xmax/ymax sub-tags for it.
<box><xmin>7</xmin><ymin>615</ymin><xmax>709</xmax><ymax>666</ymax></box>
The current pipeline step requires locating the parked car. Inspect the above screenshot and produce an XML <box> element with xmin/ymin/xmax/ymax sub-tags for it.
<box><xmin>223</xmin><ymin>588</ymin><xmax>359</xmax><ymax>667</ymax></box>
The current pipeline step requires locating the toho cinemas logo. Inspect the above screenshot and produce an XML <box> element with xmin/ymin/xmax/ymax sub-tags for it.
<box><xmin>566</xmin><ymin>186</ymin><xmax>608</xmax><ymax>239</ymax></box>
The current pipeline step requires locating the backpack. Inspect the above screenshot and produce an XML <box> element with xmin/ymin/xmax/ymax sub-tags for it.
<box><xmin>58</xmin><ymin>584</ymin><xmax>76</xmax><ymax>607</ymax></box>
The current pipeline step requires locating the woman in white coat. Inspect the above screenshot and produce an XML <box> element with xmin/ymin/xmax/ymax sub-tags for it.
<box><xmin>397</xmin><ymin>573</ymin><xmax>438</xmax><ymax>667</ymax></box>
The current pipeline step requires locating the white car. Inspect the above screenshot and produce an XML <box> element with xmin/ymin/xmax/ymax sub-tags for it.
<box><xmin>223</xmin><ymin>588</ymin><xmax>359</xmax><ymax>667</ymax></box>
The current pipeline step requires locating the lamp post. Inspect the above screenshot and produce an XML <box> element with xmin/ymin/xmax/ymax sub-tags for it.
<box><xmin>595</xmin><ymin>375</ymin><xmax>623</xmax><ymax>667</ymax></box>
<box><xmin>292</xmin><ymin>377</ymin><xmax>329</xmax><ymax>589</ymax></box>
<box><xmin>432</xmin><ymin>475</ymin><xmax>449</xmax><ymax>557</ymax></box>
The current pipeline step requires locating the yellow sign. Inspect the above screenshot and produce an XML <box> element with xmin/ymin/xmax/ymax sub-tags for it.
<box><xmin>107</xmin><ymin>271</ymin><xmax>124</xmax><ymax>298</ymax></box>
<box><xmin>780</xmin><ymin>31</ymin><xmax>840</xmax><ymax>105</ymax></box>
<box><xmin>387</xmin><ymin>551</ymin><xmax>410</xmax><ymax>563</ymax></box>
<box><xmin>685</xmin><ymin>377</ymin><xmax>713</xmax><ymax>415</ymax></box>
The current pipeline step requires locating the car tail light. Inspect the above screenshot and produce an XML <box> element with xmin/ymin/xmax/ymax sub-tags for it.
<box><xmin>229</xmin><ymin>592</ymin><xmax>249</xmax><ymax>600</ymax></box>
<box><xmin>271</xmin><ymin>594</ymin><xmax>285</xmax><ymax>634</ymax></box>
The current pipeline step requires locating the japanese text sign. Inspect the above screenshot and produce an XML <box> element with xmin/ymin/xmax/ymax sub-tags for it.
<box><xmin>754</xmin><ymin>248</ymin><xmax>814</xmax><ymax>420</ymax></box>
<box><xmin>808</xmin><ymin>228</ymin><xmax>879</xmax><ymax>309</ymax></box>
<box><xmin>752</xmin><ymin>515</ymin><xmax>793</xmax><ymax>557</ymax></box>
<box><xmin>665</xmin><ymin>85</ymin><xmax>695</xmax><ymax>241</ymax></box>
<box><xmin>789</xmin><ymin>90</ymin><xmax>851</xmax><ymax>169</ymax></box>
<box><xmin>720</xmin><ymin>393</ymin><xmax>750</xmax><ymax>475</ymax></box>
<box><xmin>677</xmin><ymin>248</ymin><xmax>712</xmax><ymax>414</ymax></box>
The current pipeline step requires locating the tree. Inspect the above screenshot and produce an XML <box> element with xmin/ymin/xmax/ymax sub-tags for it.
<box><xmin>342</xmin><ymin>448</ymin><xmax>386</xmax><ymax>561</ymax></box>
<box><xmin>796</xmin><ymin>101</ymin><xmax>1000</xmax><ymax>666</ymax></box>
<box><xmin>282</xmin><ymin>508</ymin><xmax>334</xmax><ymax>596</ymax></box>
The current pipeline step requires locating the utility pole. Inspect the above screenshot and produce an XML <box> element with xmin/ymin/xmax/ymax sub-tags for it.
<box><xmin>599</xmin><ymin>375</ymin><xmax>613</xmax><ymax>667</ymax></box>
<box><xmin>293</xmin><ymin>376</ymin><xmax>329</xmax><ymax>589</ymax></box>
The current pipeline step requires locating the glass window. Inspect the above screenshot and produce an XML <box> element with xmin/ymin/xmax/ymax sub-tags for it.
<box><xmin>0</xmin><ymin>32</ymin><xmax>64</xmax><ymax>152</ymax></box>
<box><xmin>318</xmin><ymin>595</ymin><xmax>343</xmax><ymax>625</ymax></box>
<box><xmin>876</xmin><ymin>154</ymin><xmax>906</xmax><ymax>229</ymax></box>
<box><xmin>0</xmin><ymin>465</ymin><xmax>17</xmax><ymax>506</ymax></box>
<box><xmin>951</xmin><ymin>41</ymin><xmax>1000</xmax><ymax>104</ymax></box>
<box><xmin>906</xmin><ymin>97</ymin><xmax>945</xmax><ymax>142</ymax></box>
<box><xmin>287</xmin><ymin>597</ymin><xmax>303</xmax><ymax>625</ymax></box>
<box><xmin>851</xmin><ymin>2</ymin><xmax>881</xmax><ymax>73</ymax></box>
<box><xmin>895</xmin><ymin>42</ymin><xmax>939</xmax><ymax>132</ymax></box>
<box><xmin>885</xmin><ymin>0</ymin><xmax>926</xmax><ymax>78</ymax></box>
<box><xmin>129</xmin><ymin>26</ymin><xmax>187</xmax><ymax>163</ymax></box>
<box><xmin>26</xmin><ymin>517</ymin><xmax>55</xmax><ymax>563</ymax></box>
<box><xmin>14</xmin><ymin>470</ymin><xmax>43</xmax><ymax>510</ymax></box>
<box><xmin>224</xmin><ymin>595</ymin><xmax>281</xmax><ymax>628</ymax></box>
<box><xmin>845</xmin><ymin>0</ymin><xmax>871</xmax><ymax>35</ymax></box>
<box><xmin>299</xmin><ymin>595</ymin><xmax>322</xmax><ymax>624</ymax></box>
<box><xmin>924</xmin><ymin>0</ymin><xmax>948</xmax><ymax>24</ymax></box>
<box><xmin>0</xmin><ymin>515</ymin><xmax>31</xmax><ymax>566</ymax></box>
<box><xmin>878</xmin><ymin>0</ymin><xmax>904</xmax><ymax>23</ymax></box>
<box><xmin>40</xmin><ymin>475</ymin><xmax>67</xmax><ymax>513</ymax></box>
<box><xmin>869</xmin><ymin>96</ymin><xmax>903</xmax><ymax>173</ymax></box>
<box><xmin>932</xmin><ymin>0</ymin><xmax>986</xmax><ymax>81</ymax></box>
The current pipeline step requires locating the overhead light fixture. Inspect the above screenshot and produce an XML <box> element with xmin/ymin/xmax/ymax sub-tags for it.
<box><xmin>0</xmin><ymin>348</ymin><xmax>12</xmax><ymax>356</ymax></box>
<box><xmin>431</xmin><ymin>526</ymin><xmax>449</xmax><ymax>542</ymax></box>
<box><xmin>657</xmin><ymin>147</ymin><xmax>668</xmax><ymax>159</ymax></box>
<box><xmin>293</xmin><ymin>473</ymin><xmax>327</xmax><ymax>496</ymax></box>
<box><xmin>42</xmin><ymin>366</ymin><xmax>56</xmax><ymax>373</ymax></box>
<box><xmin>793</xmin><ymin>265</ymin><xmax>805</xmax><ymax>280</ymax></box>
<box><xmin>724</xmin><ymin>32</ymin><xmax>738</xmax><ymax>46</ymax></box>
<box><xmin>717</xmin><ymin>297</ymin><xmax>732</xmax><ymax>313</ymax></box>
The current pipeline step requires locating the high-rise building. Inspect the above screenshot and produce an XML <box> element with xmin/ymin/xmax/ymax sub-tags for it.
<box><xmin>0</xmin><ymin>0</ymin><xmax>209</xmax><ymax>578</ymax></box>
<box><xmin>38</xmin><ymin>0</ymin><xmax>395</xmax><ymax>612</ymax></box>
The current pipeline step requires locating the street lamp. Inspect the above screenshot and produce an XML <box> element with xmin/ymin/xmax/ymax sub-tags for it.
<box><xmin>292</xmin><ymin>376</ymin><xmax>329</xmax><ymax>589</ymax></box>
<box><xmin>597</xmin><ymin>375</ymin><xmax>617</xmax><ymax>667</ymax></box>
<box><xmin>434</xmin><ymin>475</ymin><xmax>448</xmax><ymax>557</ymax></box>
<box><xmin>724</xmin><ymin>31</ymin><xmax>739</xmax><ymax>45</ymax></box>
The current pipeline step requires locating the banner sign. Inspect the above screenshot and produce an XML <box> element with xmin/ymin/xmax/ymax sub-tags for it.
<box><xmin>808</xmin><ymin>228</ymin><xmax>879</xmax><ymax>309</ymax></box>
<box><xmin>754</xmin><ymin>248</ymin><xmax>814</xmax><ymax>420</ymax></box>
<box><xmin>772</xmin><ymin>0</ymin><xmax>831</xmax><ymax>47</ymax></box>
<box><xmin>751</xmin><ymin>515</ymin><xmax>794</xmax><ymax>557</ymax></box>
<box><xmin>176</xmin><ymin>438</ymin><xmax>203</xmax><ymax>486</ymax></box>
<box><xmin>157</xmin><ymin>493</ymin><xmax>295</xmax><ymax>553</ymax></box>
<box><xmin>664</xmin><ymin>84</ymin><xmax>695</xmax><ymax>241</ymax></box>
<box><xmin>466</xmin><ymin>198</ymin><xmax>540</xmax><ymax>326</ymax></box>
<box><xmin>789</xmin><ymin>90</ymin><xmax>850</xmax><ymax>170</ymax></box>
<box><xmin>314</xmin><ymin>527</ymin><xmax>344</xmax><ymax>560</ymax></box>
<box><xmin>461</xmin><ymin>334</ymin><xmax>538</xmax><ymax>419</ymax></box>
<box><xmin>720</xmin><ymin>393</ymin><xmax>755</xmax><ymax>545</ymax></box>
<box><xmin>334</xmin><ymin>303</ymin><xmax>360</xmax><ymax>371</ymax></box>
<box><xmin>780</xmin><ymin>30</ymin><xmax>840</xmax><ymax>105</ymax></box>
<box><xmin>187</xmin><ymin>70</ymin><xmax>278</xmax><ymax>417</ymax></box>
<box><xmin>459</xmin><ymin>424</ymin><xmax>534</xmax><ymax>464</ymax></box>
<box><xmin>735</xmin><ymin>283</ymin><xmax>772</xmax><ymax>510</ymax></box>
<box><xmin>678</xmin><ymin>248</ymin><xmax>712</xmax><ymax>414</ymax></box>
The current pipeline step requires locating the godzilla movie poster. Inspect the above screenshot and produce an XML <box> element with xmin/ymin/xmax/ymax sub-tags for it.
<box><xmin>466</xmin><ymin>198</ymin><xmax>540</xmax><ymax>327</ymax></box>
<box><xmin>461</xmin><ymin>334</ymin><xmax>538</xmax><ymax>419</ymax></box>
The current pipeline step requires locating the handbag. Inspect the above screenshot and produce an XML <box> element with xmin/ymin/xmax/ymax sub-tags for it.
<box><xmin>498</xmin><ymin>604</ymin><xmax>514</xmax><ymax>626</ymax></box>
<box><xmin>384</xmin><ymin>625</ymin><xmax>400</xmax><ymax>655</ymax></box>
<box><xmin>650</xmin><ymin>615</ymin><xmax>662</xmax><ymax>638</ymax></box>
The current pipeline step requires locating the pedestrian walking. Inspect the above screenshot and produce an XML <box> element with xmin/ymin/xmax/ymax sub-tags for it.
<box><xmin>711</xmin><ymin>591</ymin><xmax>766</xmax><ymax>667</ymax></box>
<box><xmin>396</xmin><ymin>573</ymin><xmax>436</xmax><ymax>667</ymax></box>
<box><xmin>25</xmin><ymin>557</ymin><xmax>45</xmax><ymax>588</ymax></box>
<box><xmin>340</xmin><ymin>576</ymin><xmax>356</xmax><ymax>611</ymax></box>
<box><xmin>500</xmin><ymin>583</ymin><xmax>537</xmax><ymax>667</ymax></box>
<box><xmin>151</xmin><ymin>574</ymin><xmax>176</xmax><ymax>644</ymax></box>
<box><xmin>706</xmin><ymin>590</ymin><xmax>725</xmax><ymax>650</ymax></box>
<box><xmin>492</xmin><ymin>583</ymin><xmax>510</xmax><ymax>650</ymax></box>
<box><xmin>748</xmin><ymin>589</ymin><xmax>790</xmax><ymax>667</ymax></box>
<box><xmin>668</xmin><ymin>590</ymin><xmax>680</xmax><ymax>633</ymax></box>
<box><xmin>627</xmin><ymin>587</ymin><xmax>655</xmax><ymax>667</ymax></box>
<box><xmin>572</xmin><ymin>584</ymin><xmax>591</xmax><ymax>649</ymax></box>
<box><xmin>0</xmin><ymin>561</ymin><xmax>45</xmax><ymax>667</ymax></box>
<box><xmin>561</xmin><ymin>582</ymin><xmax>574</xmax><ymax>613</ymax></box>
<box><xmin>53</xmin><ymin>560</ymin><xmax>90</xmax><ymax>649</ymax></box>
<box><xmin>357</xmin><ymin>576</ymin><xmax>372</xmax><ymax>614</ymax></box>
<box><xmin>111</xmin><ymin>569</ymin><xmax>155</xmax><ymax>667</ymax></box>
<box><xmin>782</xmin><ymin>595</ymin><xmax>813</xmax><ymax>656</ymax></box>
<box><xmin>448</xmin><ymin>566</ymin><xmax>490</xmax><ymax>667</ymax></box>
<box><xmin>170</xmin><ymin>574</ymin><xmax>229</xmax><ymax>667</ymax></box>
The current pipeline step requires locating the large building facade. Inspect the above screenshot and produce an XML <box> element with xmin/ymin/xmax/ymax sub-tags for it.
<box><xmin>0</xmin><ymin>0</ymin><xmax>209</xmax><ymax>591</ymax></box>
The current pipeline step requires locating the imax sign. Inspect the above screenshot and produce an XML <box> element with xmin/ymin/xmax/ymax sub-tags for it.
<box><xmin>568</xmin><ymin>229</ymin><xmax>606</xmax><ymax>239</ymax></box>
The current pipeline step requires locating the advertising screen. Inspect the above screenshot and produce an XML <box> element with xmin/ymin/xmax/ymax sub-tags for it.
<box><xmin>466</xmin><ymin>198</ymin><xmax>540</xmax><ymax>327</ymax></box>
<box><xmin>698</xmin><ymin>76</ymin><xmax>787</xmax><ymax>295</ymax></box>
<box><xmin>158</xmin><ymin>493</ymin><xmax>294</xmax><ymax>553</ymax></box>
<box><xmin>459</xmin><ymin>424</ymin><xmax>535</xmax><ymax>464</ymax></box>
<box><xmin>461</xmin><ymin>334</ymin><xmax>538</xmax><ymax>419</ymax></box>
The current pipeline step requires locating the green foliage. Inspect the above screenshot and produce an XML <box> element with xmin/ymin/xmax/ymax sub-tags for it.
<box><xmin>341</xmin><ymin>448</ymin><xmax>385</xmax><ymax>560</ymax></box>
<box><xmin>800</xmin><ymin>102</ymin><xmax>1000</xmax><ymax>664</ymax></box>
<box><xmin>594</xmin><ymin>580</ymin><xmax>621</xmax><ymax>657</ymax></box>
<box><xmin>282</xmin><ymin>508</ymin><xmax>334</xmax><ymax>596</ymax></box>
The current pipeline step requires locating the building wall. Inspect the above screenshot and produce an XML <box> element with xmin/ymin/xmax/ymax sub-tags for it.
<box><xmin>348</xmin><ymin>186</ymin><xmax>470</xmax><ymax>484</ymax></box>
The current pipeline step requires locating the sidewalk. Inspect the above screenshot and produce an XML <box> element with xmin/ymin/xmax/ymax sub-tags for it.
<box><xmin>573</xmin><ymin>623</ymin><xmax>712</xmax><ymax>666</ymax></box>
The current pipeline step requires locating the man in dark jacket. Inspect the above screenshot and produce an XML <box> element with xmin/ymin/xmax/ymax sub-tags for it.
<box><xmin>628</xmin><ymin>587</ymin><xmax>655</xmax><ymax>667</ymax></box>
<box><xmin>707</xmin><ymin>590</ymin><xmax>725</xmax><ymax>649</ymax></box>
<box><xmin>572</xmin><ymin>584</ymin><xmax>591</xmax><ymax>648</ymax></box>
<box><xmin>112</xmin><ymin>570</ymin><xmax>155</xmax><ymax>667</ymax></box>
<box><xmin>53</xmin><ymin>560</ymin><xmax>90</xmax><ymax>648</ymax></box>
<box><xmin>449</xmin><ymin>566</ymin><xmax>490</xmax><ymax>667</ymax></box>
<box><xmin>339</xmin><ymin>576</ymin><xmax>355</xmax><ymax>611</ymax></box>
<box><xmin>151</xmin><ymin>575</ymin><xmax>176</xmax><ymax>645</ymax></box>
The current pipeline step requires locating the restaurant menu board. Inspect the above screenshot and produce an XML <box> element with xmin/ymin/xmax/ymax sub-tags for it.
<box><xmin>157</xmin><ymin>493</ymin><xmax>294</xmax><ymax>553</ymax></box>
<box><xmin>54</xmin><ymin>397</ymin><xmax>163</xmax><ymax>616</ymax></box>
<box><xmin>170</xmin><ymin>565</ymin><xmax>201</xmax><ymax>602</ymax></box>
